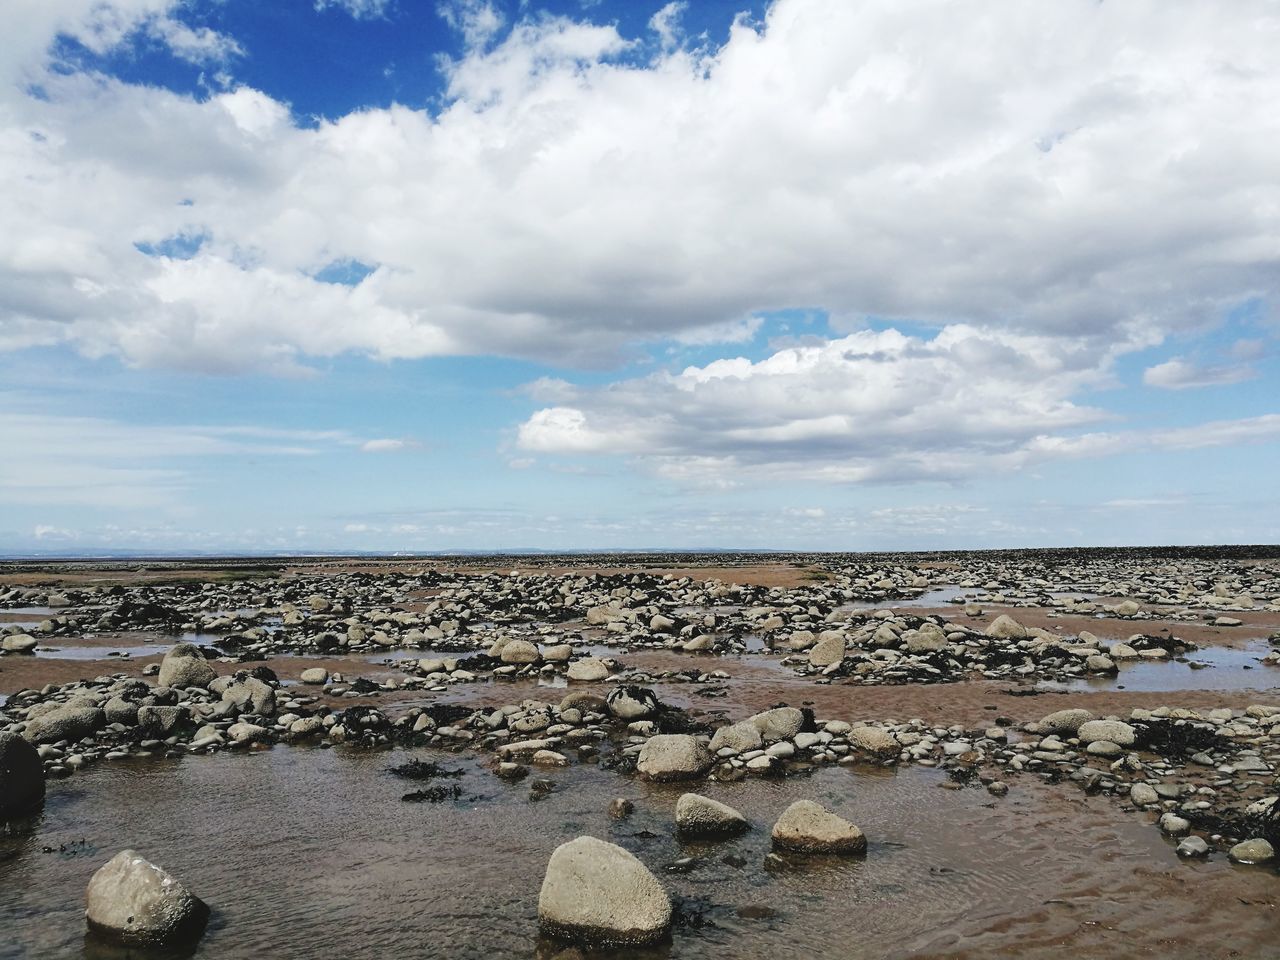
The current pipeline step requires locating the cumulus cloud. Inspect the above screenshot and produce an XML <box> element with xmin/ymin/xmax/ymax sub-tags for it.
<box><xmin>313</xmin><ymin>0</ymin><xmax>393</xmax><ymax>21</ymax></box>
<box><xmin>1143</xmin><ymin>357</ymin><xmax>1258</xmax><ymax>389</ymax></box>
<box><xmin>1</xmin><ymin>0</ymin><xmax>1278</xmax><ymax>373</ymax></box>
<box><xmin>360</xmin><ymin>437</ymin><xmax>415</xmax><ymax>452</ymax></box>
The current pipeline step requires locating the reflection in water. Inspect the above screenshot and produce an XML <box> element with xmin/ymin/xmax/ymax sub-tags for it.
<box><xmin>1038</xmin><ymin>643</ymin><xmax>1277</xmax><ymax>694</ymax></box>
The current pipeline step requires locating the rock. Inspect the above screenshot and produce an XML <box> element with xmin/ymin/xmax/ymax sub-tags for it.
<box><xmin>807</xmin><ymin>634</ymin><xmax>846</xmax><ymax>667</ymax></box>
<box><xmin>136</xmin><ymin>706</ymin><xmax>187</xmax><ymax>737</ymax></box>
<box><xmin>567</xmin><ymin>658</ymin><xmax>609</xmax><ymax>682</ymax></box>
<box><xmin>1076</xmin><ymin>720</ymin><xmax>1137</xmax><ymax>747</ymax></box>
<box><xmin>1115</xmin><ymin>600</ymin><xmax>1141</xmax><ymax>617</ymax></box>
<box><xmin>848</xmin><ymin>725</ymin><xmax>899</xmax><ymax>759</ymax></box>
<box><xmin>538</xmin><ymin>836</ymin><xmax>672</xmax><ymax>946</ymax></box>
<box><xmin>1159</xmin><ymin>813</ymin><xmax>1190</xmax><ymax>836</ymax></box>
<box><xmin>675</xmin><ymin>793</ymin><xmax>749</xmax><ymax>839</ymax></box>
<box><xmin>221</xmin><ymin>675</ymin><xmax>276</xmax><ymax>716</ymax></box>
<box><xmin>157</xmin><ymin>644</ymin><xmax>216</xmax><ymax>690</ymax></box>
<box><xmin>1176</xmin><ymin>836</ymin><xmax>1210</xmax><ymax>858</ymax></box>
<box><xmin>709</xmin><ymin>720</ymin><xmax>763</xmax><ymax>755</ymax></box>
<box><xmin>637</xmin><ymin>735</ymin><xmax>714</xmax><ymax>782</ymax></box>
<box><xmin>0</xmin><ymin>732</ymin><xmax>45</xmax><ymax>818</ymax></box>
<box><xmin>300</xmin><ymin>668</ymin><xmax>328</xmax><ymax>685</ymax></box>
<box><xmin>542</xmin><ymin>644</ymin><xmax>573</xmax><ymax>662</ymax></box>
<box><xmin>771</xmin><ymin>800</ymin><xmax>866</xmax><ymax>855</ymax></box>
<box><xmin>227</xmin><ymin>722</ymin><xmax>269</xmax><ymax>744</ymax></box>
<box><xmin>501</xmin><ymin>639</ymin><xmax>541</xmax><ymax>664</ymax></box>
<box><xmin>1</xmin><ymin>633</ymin><xmax>37</xmax><ymax>653</ymax></box>
<box><xmin>85</xmin><ymin>850</ymin><xmax>210</xmax><ymax>946</ymax></box>
<box><xmin>1039</xmin><ymin>709</ymin><xmax>1094</xmax><ymax>735</ymax></box>
<box><xmin>1229</xmin><ymin>838</ymin><xmax>1275</xmax><ymax>864</ymax></box>
<box><xmin>288</xmin><ymin>717</ymin><xmax>325</xmax><ymax>739</ymax></box>
<box><xmin>986</xmin><ymin>615</ymin><xmax>1027</xmax><ymax>639</ymax></box>
<box><xmin>608</xmin><ymin>798</ymin><xmax>634</xmax><ymax>820</ymax></box>
<box><xmin>1129</xmin><ymin>783</ymin><xmax>1159</xmax><ymax>806</ymax></box>
<box><xmin>103</xmin><ymin>696</ymin><xmax>140</xmax><ymax>726</ymax></box>
<box><xmin>23</xmin><ymin>706</ymin><xmax>105</xmax><ymax>745</ymax></box>
<box><xmin>1085</xmin><ymin>654</ymin><xmax>1117</xmax><ymax>673</ymax></box>
<box><xmin>750</xmin><ymin>707</ymin><xmax>806</xmax><ymax>743</ymax></box>
<box><xmin>606</xmin><ymin>687</ymin><xmax>658</xmax><ymax>721</ymax></box>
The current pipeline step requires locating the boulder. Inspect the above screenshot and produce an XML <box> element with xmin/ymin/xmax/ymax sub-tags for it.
<box><xmin>750</xmin><ymin>707</ymin><xmax>806</xmax><ymax>743</ymax></box>
<box><xmin>606</xmin><ymin>687</ymin><xmax>658</xmax><ymax>721</ymax></box>
<box><xmin>157</xmin><ymin>644</ymin><xmax>216</xmax><ymax>690</ymax></box>
<box><xmin>1039</xmin><ymin>709</ymin><xmax>1094</xmax><ymax>735</ymax></box>
<box><xmin>985</xmin><ymin>615</ymin><xmax>1027</xmax><ymax>639</ymax></box>
<box><xmin>1076</xmin><ymin>719</ymin><xmax>1137</xmax><ymax>747</ymax></box>
<box><xmin>538</xmin><ymin>836</ymin><xmax>671</xmax><ymax>946</ymax></box>
<box><xmin>500</xmin><ymin>639</ymin><xmax>541</xmax><ymax>664</ymax></box>
<box><xmin>1</xmin><ymin>633</ymin><xmax>37</xmax><ymax>653</ymax></box>
<box><xmin>85</xmin><ymin>850</ymin><xmax>210</xmax><ymax>947</ymax></box>
<box><xmin>221</xmin><ymin>675</ymin><xmax>276</xmax><ymax>716</ymax></box>
<box><xmin>136</xmin><ymin>705</ymin><xmax>187</xmax><ymax>737</ymax></box>
<box><xmin>542</xmin><ymin>644</ymin><xmax>573</xmax><ymax>662</ymax></box>
<box><xmin>848</xmin><ymin>725</ymin><xmax>899</xmax><ymax>759</ymax></box>
<box><xmin>772</xmin><ymin>800</ymin><xmax>866</xmax><ymax>855</ymax></box>
<box><xmin>709</xmin><ymin>720</ymin><xmax>763</xmax><ymax>755</ymax></box>
<box><xmin>299</xmin><ymin>668</ymin><xmax>328</xmax><ymax>685</ymax></box>
<box><xmin>567</xmin><ymin>658</ymin><xmax>609</xmax><ymax>682</ymax></box>
<box><xmin>1229</xmin><ymin>838</ymin><xmax>1275</xmax><ymax>864</ymax></box>
<box><xmin>23</xmin><ymin>706</ymin><xmax>105</xmax><ymax>745</ymax></box>
<box><xmin>807</xmin><ymin>633</ymin><xmax>846</xmax><ymax>667</ymax></box>
<box><xmin>636</xmin><ymin>735</ymin><xmax>714</xmax><ymax>782</ymax></box>
<box><xmin>675</xmin><ymin>793</ymin><xmax>749</xmax><ymax>838</ymax></box>
<box><xmin>0</xmin><ymin>732</ymin><xmax>45</xmax><ymax>818</ymax></box>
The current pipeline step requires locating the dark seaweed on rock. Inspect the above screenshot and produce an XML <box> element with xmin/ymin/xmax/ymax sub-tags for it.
<box><xmin>1134</xmin><ymin>718</ymin><xmax>1222</xmax><ymax>757</ymax></box>
<box><xmin>1186</xmin><ymin>799</ymin><xmax>1280</xmax><ymax>848</ymax></box>
<box><xmin>388</xmin><ymin>759</ymin><xmax>464</xmax><ymax>780</ymax></box>
<box><xmin>401</xmin><ymin>785</ymin><xmax>463</xmax><ymax>803</ymax></box>
<box><xmin>654</xmin><ymin>706</ymin><xmax>712</xmax><ymax>736</ymax></box>
<box><xmin>420</xmin><ymin>703</ymin><xmax>476</xmax><ymax>726</ymax></box>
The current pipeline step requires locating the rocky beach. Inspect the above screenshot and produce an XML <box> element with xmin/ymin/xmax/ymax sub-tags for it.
<box><xmin>3</xmin><ymin>547</ymin><xmax>1280</xmax><ymax>957</ymax></box>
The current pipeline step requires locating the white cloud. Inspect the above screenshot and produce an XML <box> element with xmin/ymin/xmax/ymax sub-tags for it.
<box><xmin>313</xmin><ymin>0</ymin><xmax>393</xmax><ymax>21</ymax></box>
<box><xmin>360</xmin><ymin>437</ymin><xmax>411</xmax><ymax>452</ymax></box>
<box><xmin>1143</xmin><ymin>357</ymin><xmax>1258</xmax><ymax>389</ymax></box>
<box><xmin>1</xmin><ymin>0</ymin><xmax>1277</xmax><ymax>373</ymax></box>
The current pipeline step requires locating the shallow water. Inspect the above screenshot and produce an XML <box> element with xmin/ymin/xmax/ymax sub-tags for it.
<box><xmin>2</xmin><ymin>746</ymin><xmax>1276</xmax><ymax>959</ymax></box>
<box><xmin>28</xmin><ymin>643</ymin><xmax>171</xmax><ymax>661</ymax></box>
<box><xmin>1038</xmin><ymin>643</ymin><xmax>1279</xmax><ymax>694</ymax></box>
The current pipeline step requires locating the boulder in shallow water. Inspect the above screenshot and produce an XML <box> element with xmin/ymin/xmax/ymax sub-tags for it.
<box><xmin>771</xmin><ymin>800</ymin><xmax>866</xmax><ymax>855</ymax></box>
<box><xmin>157</xmin><ymin>643</ymin><xmax>216</xmax><ymax>690</ymax></box>
<box><xmin>0</xmin><ymin>732</ymin><xmax>45</xmax><ymax>818</ymax></box>
<box><xmin>637</xmin><ymin>735</ymin><xmax>714</xmax><ymax>781</ymax></box>
<box><xmin>675</xmin><ymin>793</ymin><xmax>749</xmax><ymax>839</ymax></box>
<box><xmin>538</xmin><ymin>836</ymin><xmax>671</xmax><ymax>946</ymax></box>
<box><xmin>750</xmin><ymin>707</ymin><xmax>806</xmax><ymax>743</ymax></box>
<box><xmin>23</xmin><ymin>706</ymin><xmax>104</xmax><ymax>745</ymax></box>
<box><xmin>85</xmin><ymin>850</ymin><xmax>210</xmax><ymax>947</ymax></box>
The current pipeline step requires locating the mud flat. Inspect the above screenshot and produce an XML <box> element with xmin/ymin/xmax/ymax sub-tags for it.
<box><xmin>2</xmin><ymin>548</ymin><xmax>1280</xmax><ymax>958</ymax></box>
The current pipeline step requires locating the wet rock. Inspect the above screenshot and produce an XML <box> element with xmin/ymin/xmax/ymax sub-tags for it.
<box><xmin>985</xmin><ymin>615</ymin><xmax>1027</xmax><ymax>639</ymax></box>
<box><xmin>300</xmin><ymin>668</ymin><xmax>328</xmax><ymax>685</ymax></box>
<box><xmin>1076</xmin><ymin>720</ymin><xmax>1136</xmax><ymax>747</ymax></box>
<box><xmin>606</xmin><ymin>687</ymin><xmax>659</xmax><ymax>721</ymax></box>
<box><xmin>709</xmin><ymin>720</ymin><xmax>763</xmax><ymax>755</ymax></box>
<box><xmin>500</xmin><ymin>639</ymin><xmax>541</xmax><ymax>664</ymax></box>
<box><xmin>771</xmin><ymin>800</ymin><xmax>866</xmax><ymax>855</ymax></box>
<box><xmin>85</xmin><ymin>850</ymin><xmax>210</xmax><ymax>947</ymax></box>
<box><xmin>1129</xmin><ymin>783</ymin><xmax>1159</xmax><ymax>806</ymax></box>
<box><xmin>567</xmin><ymin>658</ymin><xmax>609</xmax><ymax>682</ymax></box>
<box><xmin>538</xmin><ymin>836</ymin><xmax>672</xmax><ymax>946</ymax></box>
<box><xmin>1159</xmin><ymin>813</ymin><xmax>1190</xmax><ymax>836</ymax></box>
<box><xmin>675</xmin><ymin>793</ymin><xmax>749</xmax><ymax>839</ymax></box>
<box><xmin>848</xmin><ymin>725</ymin><xmax>899</xmax><ymax>759</ymax></box>
<box><xmin>1177</xmin><ymin>836</ymin><xmax>1210</xmax><ymax>858</ymax></box>
<box><xmin>221</xmin><ymin>675</ymin><xmax>276</xmax><ymax>716</ymax></box>
<box><xmin>23</xmin><ymin>706</ymin><xmax>105</xmax><ymax>745</ymax></box>
<box><xmin>637</xmin><ymin>735</ymin><xmax>714</xmax><ymax>782</ymax></box>
<box><xmin>0</xmin><ymin>732</ymin><xmax>45</xmax><ymax>818</ymax></box>
<box><xmin>608</xmin><ymin>798</ymin><xmax>634</xmax><ymax>820</ymax></box>
<box><xmin>157</xmin><ymin>644</ymin><xmax>216</xmax><ymax>690</ymax></box>
<box><xmin>1</xmin><ymin>633</ymin><xmax>37</xmax><ymax>653</ymax></box>
<box><xmin>750</xmin><ymin>707</ymin><xmax>807</xmax><ymax>743</ymax></box>
<box><xmin>1229</xmin><ymin>838</ymin><xmax>1275</xmax><ymax>864</ymax></box>
<box><xmin>136</xmin><ymin>705</ymin><xmax>187</xmax><ymax>737</ymax></box>
<box><xmin>807</xmin><ymin>633</ymin><xmax>846</xmax><ymax>667</ymax></box>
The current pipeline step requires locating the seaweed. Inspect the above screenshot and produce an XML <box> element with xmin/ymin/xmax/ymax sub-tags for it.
<box><xmin>388</xmin><ymin>759</ymin><xmax>464</xmax><ymax>780</ymax></box>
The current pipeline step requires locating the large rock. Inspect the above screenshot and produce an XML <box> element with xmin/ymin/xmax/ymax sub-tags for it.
<box><xmin>985</xmin><ymin>615</ymin><xmax>1027</xmax><ymax>639</ymax></box>
<box><xmin>157</xmin><ymin>644</ymin><xmax>216</xmax><ymax>689</ymax></box>
<box><xmin>0</xmin><ymin>732</ymin><xmax>45</xmax><ymax>818</ymax></box>
<box><xmin>567</xmin><ymin>657</ymin><xmax>609</xmax><ymax>682</ymax></box>
<box><xmin>808</xmin><ymin>633</ymin><xmax>846</xmax><ymax>667</ymax></box>
<box><xmin>299</xmin><ymin>667</ymin><xmax>328</xmax><ymax>685</ymax></box>
<box><xmin>1076</xmin><ymin>719</ymin><xmax>1137</xmax><ymax>747</ymax></box>
<box><xmin>1039</xmin><ymin>709</ymin><xmax>1094</xmax><ymax>735</ymax></box>
<box><xmin>538</xmin><ymin>836</ymin><xmax>672</xmax><ymax>946</ymax></box>
<box><xmin>675</xmin><ymin>793</ymin><xmax>749</xmax><ymax>838</ymax></box>
<box><xmin>606</xmin><ymin>687</ymin><xmax>658</xmax><ymax>721</ymax></box>
<box><xmin>709</xmin><ymin>720</ymin><xmax>763</xmax><ymax>754</ymax></box>
<box><xmin>1</xmin><ymin>633</ymin><xmax>37</xmax><ymax>653</ymax></box>
<box><xmin>86</xmin><ymin>851</ymin><xmax>210</xmax><ymax>946</ymax></box>
<box><xmin>750</xmin><ymin>707</ymin><xmax>807</xmax><ymax>743</ymax></box>
<box><xmin>221</xmin><ymin>675</ymin><xmax>276</xmax><ymax>716</ymax></box>
<box><xmin>136</xmin><ymin>705</ymin><xmax>188</xmax><ymax>737</ymax></box>
<box><xmin>772</xmin><ymin>800</ymin><xmax>866</xmax><ymax>855</ymax></box>
<box><xmin>848</xmin><ymin>725</ymin><xmax>899</xmax><ymax>759</ymax></box>
<box><xmin>636</xmin><ymin>735</ymin><xmax>714</xmax><ymax>782</ymax></box>
<box><xmin>500</xmin><ymin>639</ymin><xmax>541</xmax><ymax>664</ymax></box>
<box><xmin>23</xmin><ymin>706</ymin><xmax>105</xmax><ymax>745</ymax></box>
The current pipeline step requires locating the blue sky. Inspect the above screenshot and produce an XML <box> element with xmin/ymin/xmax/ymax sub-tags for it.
<box><xmin>1</xmin><ymin>0</ymin><xmax>1278</xmax><ymax>554</ymax></box>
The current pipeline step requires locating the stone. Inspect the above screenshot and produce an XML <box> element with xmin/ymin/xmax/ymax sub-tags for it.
<box><xmin>606</xmin><ymin>687</ymin><xmax>659</xmax><ymax>721</ymax></box>
<box><xmin>500</xmin><ymin>639</ymin><xmax>541</xmax><ymax>664</ymax></box>
<box><xmin>1039</xmin><ymin>709</ymin><xmax>1094</xmax><ymax>735</ymax></box>
<box><xmin>675</xmin><ymin>793</ymin><xmax>749</xmax><ymax>839</ymax></box>
<box><xmin>807</xmin><ymin>634</ymin><xmax>846</xmax><ymax>667</ymax></box>
<box><xmin>0</xmin><ymin>732</ymin><xmax>45</xmax><ymax>818</ymax></box>
<box><xmin>1159</xmin><ymin>813</ymin><xmax>1190</xmax><ymax>836</ymax></box>
<box><xmin>23</xmin><ymin>706</ymin><xmax>105</xmax><ymax>745</ymax></box>
<box><xmin>709</xmin><ymin>720</ymin><xmax>763</xmax><ymax>755</ymax></box>
<box><xmin>567</xmin><ymin>658</ymin><xmax>609</xmax><ymax>682</ymax></box>
<box><xmin>85</xmin><ymin>850</ymin><xmax>210</xmax><ymax>947</ymax></box>
<box><xmin>157</xmin><ymin>644</ymin><xmax>216</xmax><ymax>690</ymax></box>
<box><xmin>221</xmin><ymin>676</ymin><xmax>276</xmax><ymax>716</ymax></box>
<box><xmin>1229</xmin><ymin>838</ymin><xmax>1275</xmax><ymax>864</ymax></box>
<box><xmin>300</xmin><ymin>668</ymin><xmax>328</xmax><ymax>685</ymax></box>
<box><xmin>542</xmin><ymin>644</ymin><xmax>573</xmax><ymax>662</ymax></box>
<box><xmin>1</xmin><ymin>633</ymin><xmax>37</xmax><ymax>653</ymax></box>
<box><xmin>227</xmin><ymin>722</ymin><xmax>269</xmax><ymax>744</ymax></box>
<box><xmin>771</xmin><ymin>800</ymin><xmax>866</xmax><ymax>855</ymax></box>
<box><xmin>1176</xmin><ymin>836</ymin><xmax>1210</xmax><ymax>858</ymax></box>
<box><xmin>136</xmin><ymin>706</ymin><xmax>187</xmax><ymax>737</ymax></box>
<box><xmin>985</xmin><ymin>615</ymin><xmax>1027</xmax><ymax>639</ymax></box>
<box><xmin>637</xmin><ymin>735</ymin><xmax>714</xmax><ymax>782</ymax></box>
<box><xmin>1076</xmin><ymin>720</ymin><xmax>1137</xmax><ymax>747</ymax></box>
<box><xmin>750</xmin><ymin>707</ymin><xmax>806</xmax><ymax>743</ymax></box>
<box><xmin>1115</xmin><ymin>600</ymin><xmax>1141</xmax><ymax>617</ymax></box>
<box><xmin>608</xmin><ymin>798</ymin><xmax>633</xmax><ymax>820</ymax></box>
<box><xmin>538</xmin><ymin>836</ymin><xmax>672</xmax><ymax>947</ymax></box>
<box><xmin>1129</xmin><ymin>782</ymin><xmax>1159</xmax><ymax>806</ymax></box>
<box><xmin>848</xmin><ymin>726</ymin><xmax>898</xmax><ymax>759</ymax></box>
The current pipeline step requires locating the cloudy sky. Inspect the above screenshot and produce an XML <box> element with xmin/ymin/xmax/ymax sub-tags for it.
<box><xmin>1</xmin><ymin>0</ymin><xmax>1278</xmax><ymax>554</ymax></box>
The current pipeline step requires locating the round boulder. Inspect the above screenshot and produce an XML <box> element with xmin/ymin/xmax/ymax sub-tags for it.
<box><xmin>709</xmin><ymin>720</ymin><xmax>763</xmax><ymax>755</ymax></box>
<box><xmin>808</xmin><ymin>633</ymin><xmax>846</xmax><ymax>668</ymax></box>
<box><xmin>538</xmin><ymin>836</ymin><xmax>672</xmax><ymax>947</ymax></box>
<box><xmin>23</xmin><ymin>706</ymin><xmax>105</xmax><ymax>745</ymax></box>
<box><xmin>85</xmin><ymin>850</ymin><xmax>210</xmax><ymax>947</ymax></box>
<box><xmin>750</xmin><ymin>707</ymin><xmax>807</xmax><ymax>743</ymax></box>
<box><xmin>1039</xmin><ymin>709</ymin><xmax>1094</xmax><ymax>735</ymax></box>
<box><xmin>500</xmin><ymin>639</ymin><xmax>541</xmax><ymax>664</ymax></box>
<box><xmin>1</xmin><ymin>634</ymin><xmax>37</xmax><ymax>653</ymax></box>
<box><xmin>675</xmin><ymin>793</ymin><xmax>749</xmax><ymax>839</ymax></box>
<box><xmin>157</xmin><ymin>644</ymin><xmax>216</xmax><ymax>690</ymax></box>
<box><xmin>606</xmin><ymin>686</ymin><xmax>659</xmax><ymax>721</ymax></box>
<box><xmin>636</xmin><ymin>735</ymin><xmax>714</xmax><ymax>782</ymax></box>
<box><xmin>772</xmin><ymin>800</ymin><xmax>866</xmax><ymax>855</ymax></box>
<box><xmin>1076</xmin><ymin>719</ymin><xmax>1137</xmax><ymax>747</ymax></box>
<box><xmin>567</xmin><ymin>657</ymin><xmax>609</xmax><ymax>682</ymax></box>
<box><xmin>985</xmin><ymin>615</ymin><xmax>1027</xmax><ymax>639</ymax></box>
<box><xmin>0</xmin><ymin>732</ymin><xmax>45</xmax><ymax>819</ymax></box>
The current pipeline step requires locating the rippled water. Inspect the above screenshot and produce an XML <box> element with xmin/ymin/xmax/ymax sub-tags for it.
<box><xmin>3</xmin><ymin>743</ymin><xmax>1269</xmax><ymax>960</ymax></box>
<box><xmin>1038</xmin><ymin>643</ymin><xmax>1278</xmax><ymax>693</ymax></box>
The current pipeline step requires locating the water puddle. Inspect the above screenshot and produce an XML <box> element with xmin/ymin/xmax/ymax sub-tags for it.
<box><xmin>1038</xmin><ymin>643</ymin><xmax>1279</xmax><ymax>693</ymax></box>
<box><xmin>30</xmin><ymin>643</ymin><xmax>170</xmax><ymax>661</ymax></box>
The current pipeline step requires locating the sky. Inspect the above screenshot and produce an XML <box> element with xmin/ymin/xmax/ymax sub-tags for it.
<box><xmin>1</xmin><ymin>0</ymin><xmax>1278</xmax><ymax>555</ymax></box>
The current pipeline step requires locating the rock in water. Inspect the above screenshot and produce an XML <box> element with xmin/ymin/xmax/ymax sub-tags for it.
<box><xmin>567</xmin><ymin>658</ymin><xmax>609</xmax><ymax>682</ymax></box>
<box><xmin>0</xmin><ymin>732</ymin><xmax>45</xmax><ymax>818</ymax></box>
<box><xmin>771</xmin><ymin>800</ymin><xmax>866</xmax><ymax>855</ymax></box>
<box><xmin>1229</xmin><ymin>838</ymin><xmax>1275</xmax><ymax>864</ymax></box>
<box><xmin>675</xmin><ymin>793</ymin><xmax>749</xmax><ymax>838</ymax></box>
<box><xmin>157</xmin><ymin>643</ymin><xmax>216</xmax><ymax>690</ymax></box>
<box><xmin>606</xmin><ymin>686</ymin><xmax>659</xmax><ymax>721</ymax></box>
<box><xmin>538</xmin><ymin>836</ymin><xmax>672</xmax><ymax>946</ymax></box>
<box><xmin>750</xmin><ymin>707</ymin><xmax>807</xmax><ymax>743</ymax></box>
<box><xmin>23</xmin><ymin>706</ymin><xmax>105</xmax><ymax>745</ymax></box>
<box><xmin>85</xmin><ymin>850</ymin><xmax>210</xmax><ymax>947</ymax></box>
<box><xmin>636</xmin><ymin>735</ymin><xmax>714</xmax><ymax>781</ymax></box>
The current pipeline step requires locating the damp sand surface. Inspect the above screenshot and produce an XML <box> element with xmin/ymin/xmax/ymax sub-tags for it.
<box><xmin>3</xmin><ymin>748</ymin><xmax>1279</xmax><ymax>960</ymax></box>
